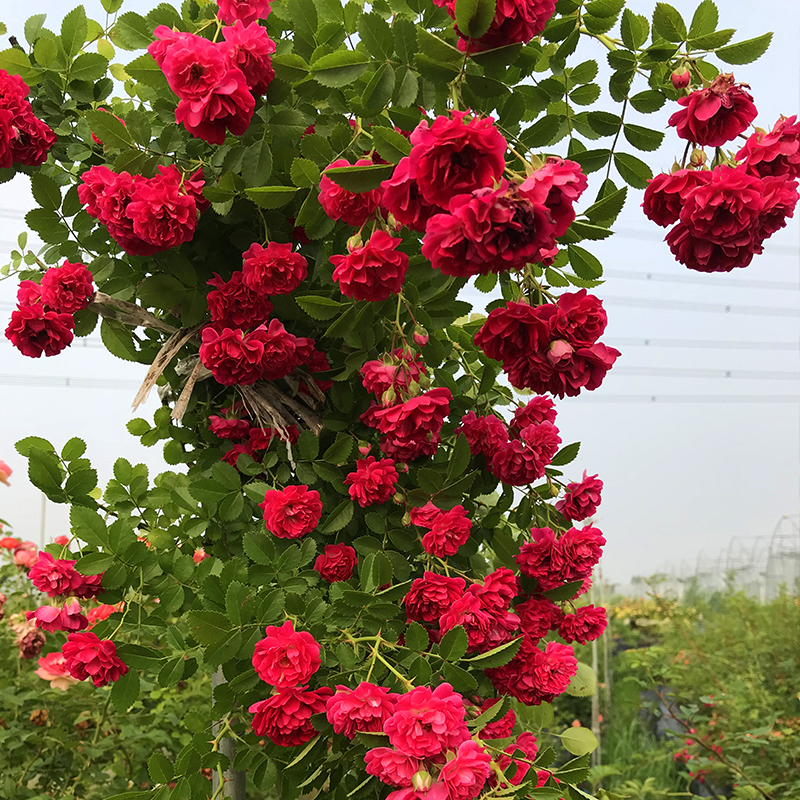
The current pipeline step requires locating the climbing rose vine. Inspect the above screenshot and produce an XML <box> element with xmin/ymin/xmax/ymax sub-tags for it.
<box><xmin>0</xmin><ymin>0</ymin><xmax>791</xmax><ymax>797</ymax></box>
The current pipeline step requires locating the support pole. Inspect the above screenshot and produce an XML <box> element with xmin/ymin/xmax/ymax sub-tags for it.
<box><xmin>212</xmin><ymin>670</ymin><xmax>246</xmax><ymax>800</ymax></box>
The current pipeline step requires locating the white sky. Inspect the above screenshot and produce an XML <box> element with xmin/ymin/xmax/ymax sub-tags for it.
<box><xmin>0</xmin><ymin>0</ymin><xmax>797</xmax><ymax>586</ymax></box>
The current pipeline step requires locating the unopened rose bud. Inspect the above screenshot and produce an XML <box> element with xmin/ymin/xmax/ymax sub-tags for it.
<box><xmin>689</xmin><ymin>148</ymin><xmax>707</xmax><ymax>167</ymax></box>
<box><xmin>402</xmin><ymin>511</ymin><xmax>412</xmax><ymax>526</ymax></box>
<box><xmin>397</xmin><ymin>462</ymin><xmax>409</xmax><ymax>474</ymax></box>
<box><xmin>549</xmin><ymin>483</ymin><xmax>560</xmax><ymax>497</ymax></box>
<box><xmin>412</xmin><ymin>771</ymin><xmax>433</xmax><ymax>792</ymax></box>
<box><xmin>54</xmin><ymin>535</ymin><xmax>69</xmax><ymax>546</ymax></box>
<box><xmin>413</xmin><ymin>327</ymin><xmax>429</xmax><ymax>346</ymax></box>
<box><xmin>671</xmin><ymin>67</ymin><xmax>690</xmax><ymax>89</ymax></box>
<box><xmin>347</xmin><ymin>233</ymin><xmax>363</xmax><ymax>251</ymax></box>
<box><xmin>407</xmin><ymin>381</ymin><xmax>422</xmax><ymax>397</ymax></box>
<box><xmin>418</xmin><ymin>374</ymin><xmax>431</xmax><ymax>390</ymax></box>
<box><xmin>392</xmin><ymin>492</ymin><xmax>404</xmax><ymax>504</ymax></box>
<box><xmin>358</xmin><ymin>443</ymin><xmax>372</xmax><ymax>456</ymax></box>
<box><xmin>381</xmin><ymin>387</ymin><xmax>397</xmax><ymax>406</ymax></box>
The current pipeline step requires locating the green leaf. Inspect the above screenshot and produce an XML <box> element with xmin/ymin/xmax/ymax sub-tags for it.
<box><xmin>415</xmin><ymin>26</ymin><xmax>462</xmax><ymax>64</ymax></box>
<box><xmin>28</xmin><ymin>447</ymin><xmax>65</xmax><ymax>501</ymax></box>
<box><xmin>70</xmin><ymin>506</ymin><xmax>108</xmax><ymax>548</ymax></box>
<box><xmin>454</xmin><ymin>0</ymin><xmax>497</xmax><ymax>39</ymax></box>
<box><xmin>689</xmin><ymin>0</ymin><xmax>718</xmax><ymax>39</ymax></box>
<box><xmin>567</xmin><ymin>246</ymin><xmax>602</xmax><ymax>280</ymax></box>
<box><xmin>75</xmin><ymin>552</ymin><xmax>114</xmax><ymax>575</ymax></box>
<box><xmin>311</xmin><ymin>50</ymin><xmax>371</xmax><ymax>87</ymax></box>
<box><xmin>464</xmin><ymin>636</ymin><xmax>522</xmax><ymax>668</ymax></box>
<box><xmin>652</xmin><ymin>3</ymin><xmax>686</xmax><ymax>42</ymax></box>
<box><xmin>242</xmin><ymin>139</ymin><xmax>273</xmax><ymax>187</ymax></box>
<box><xmin>359</xmin><ymin>12</ymin><xmax>394</xmax><ymax>60</ymax></box>
<box><xmin>583</xmin><ymin>186</ymin><xmax>626</xmax><ymax>226</ymax></box>
<box><xmin>86</xmin><ymin>109</ymin><xmax>134</xmax><ymax>150</ymax></box>
<box><xmin>24</xmin><ymin>14</ymin><xmax>47</xmax><ymax>46</ymax></box>
<box><xmin>158</xmin><ymin>656</ymin><xmax>185</xmax><ymax>687</ymax></box>
<box><xmin>362</xmin><ymin>63</ymin><xmax>396</xmax><ymax>112</ymax></box>
<box><xmin>405</xmin><ymin>621</ymin><xmax>430</xmax><ymax>652</ymax></box>
<box><xmin>298</xmin><ymin>429</ymin><xmax>320</xmax><ymax>461</ymax></box>
<box><xmin>323</xmin><ymin>435</ymin><xmax>354</xmax><ymax>464</ymax></box>
<box><xmin>629</xmin><ymin>90</ymin><xmax>666</xmax><ymax>113</ymax></box>
<box><xmin>225</xmin><ymin>581</ymin><xmax>250</xmax><ymax>627</ymax></box>
<box><xmin>623</xmin><ymin>124</ymin><xmax>664</xmax><ymax>152</ymax></box>
<box><xmin>245</xmin><ymin>186</ymin><xmax>298</xmax><ymax>208</ymax></box>
<box><xmin>569</xmin><ymin>84</ymin><xmax>600</xmax><ymax>105</ymax></box>
<box><xmin>716</xmin><ymin>32</ymin><xmax>773</xmax><ymax>65</ymax></box>
<box><xmin>244</xmin><ymin>529</ymin><xmax>275</xmax><ymax>565</ymax></box>
<box><xmin>149</xmin><ymin>751</ymin><xmax>174</xmax><ymax>784</ymax></box>
<box><xmin>71</xmin><ymin>52</ymin><xmax>109</xmax><ymax>81</ymax></box>
<box><xmin>468</xmin><ymin>696</ymin><xmax>509</xmax><ymax>733</ymax></box>
<box><xmin>296</xmin><ymin>295</ymin><xmax>345</xmax><ymax>320</ymax></box>
<box><xmin>187</xmin><ymin>610</ymin><xmax>232</xmax><ymax>645</ymax></box>
<box><xmin>61</xmin><ymin>5</ymin><xmax>88</xmax><ymax>59</ymax></box>
<box><xmin>372</xmin><ymin>127</ymin><xmax>412</xmax><ymax>164</ymax></box>
<box><xmin>272</xmin><ymin>53</ymin><xmax>310</xmax><ymax>82</ymax></box>
<box><xmin>291</xmin><ymin>157</ymin><xmax>321</xmax><ymax>188</ymax></box>
<box><xmin>318</xmin><ymin>500</ymin><xmax>354</xmax><ymax>533</ymax></box>
<box><xmin>439</xmin><ymin>625</ymin><xmax>469</xmax><ymax>662</ymax></box>
<box><xmin>112</xmin><ymin>12</ymin><xmax>154</xmax><ymax>50</ymax></box>
<box><xmin>566</xmin><ymin>662</ymin><xmax>598</xmax><ymax>697</ymax></box>
<box><xmin>614</xmin><ymin>152</ymin><xmax>652</xmax><ymax>189</ymax></box>
<box><xmin>30</xmin><ymin>173</ymin><xmax>61</xmax><ymax>212</ymax></box>
<box><xmin>555</xmin><ymin>753</ymin><xmax>591</xmax><ymax>785</ymax></box>
<box><xmin>560</xmin><ymin>726</ymin><xmax>599</xmax><ymax>756</ymax></box>
<box><xmin>325</xmin><ymin>162</ymin><xmax>394</xmax><ymax>192</ymax></box>
<box><xmin>0</xmin><ymin>48</ymin><xmax>38</xmax><ymax>84</ymax></box>
<box><xmin>110</xmin><ymin>667</ymin><xmax>139</xmax><ymax>713</ymax></box>
<box><xmin>620</xmin><ymin>9</ymin><xmax>649</xmax><ymax>49</ymax></box>
<box><xmin>550</xmin><ymin>441</ymin><xmax>580</xmax><ymax>467</ymax></box>
<box><xmin>542</xmin><ymin>580</ymin><xmax>585</xmax><ymax>602</ymax></box>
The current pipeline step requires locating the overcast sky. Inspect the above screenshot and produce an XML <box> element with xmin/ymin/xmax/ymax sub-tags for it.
<box><xmin>0</xmin><ymin>0</ymin><xmax>797</xmax><ymax>587</ymax></box>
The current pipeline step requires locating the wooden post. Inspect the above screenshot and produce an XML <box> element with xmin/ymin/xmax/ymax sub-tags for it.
<box><xmin>212</xmin><ymin>670</ymin><xmax>246</xmax><ymax>800</ymax></box>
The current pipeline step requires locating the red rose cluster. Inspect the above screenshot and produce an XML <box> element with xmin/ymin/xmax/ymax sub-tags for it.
<box><xmin>28</xmin><ymin>551</ymin><xmax>104</xmax><ymax>599</ymax></box>
<box><xmin>78</xmin><ymin>164</ymin><xmax>205</xmax><ymax>256</ymax></box>
<box><xmin>646</xmin><ymin>75</ymin><xmax>799</xmax><ymax>272</ymax></box>
<box><xmin>61</xmin><ymin>631</ymin><xmax>128</xmax><ymax>687</ymax></box>
<box><xmin>5</xmin><ymin>260</ymin><xmax>94</xmax><ymax>358</ymax></box>
<box><xmin>0</xmin><ymin>69</ymin><xmax>56</xmax><ymax>169</ymax></box>
<box><xmin>249</xmin><ymin>620</ymin><xmax>333</xmax><ymax>746</ymax></box>
<box><xmin>148</xmin><ymin>16</ymin><xmax>275</xmax><ymax>144</ymax></box>
<box><xmin>433</xmin><ymin>0</ymin><xmax>557</xmax><ymax>52</ymax></box>
<box><xmin>345</xmin><ymin>456</ymin><xmax>399</xmax><ymax>507</ymax></box>
<box><xmin>474</xmin><ymin>290</ymin><xmax>620</xmax><ymax>397</ymax></box>
<box><xmin>27</xmin><ymin>600</ymin><xmax>88</xmax><ymax>633</ymax></box>
<box><xmin>458</xmin><ymin>397</ymin><xmax>562</xmax><ymax>486</ymax></box>
<box><xmin>555</xmin><ymin>471</ymin><xmax>603</xmax><ymax>521</ymax></box>
<box><xmin>410</xmin><ymin>502</ymin><xmax>473</xmax><ymax>558</ymax></box>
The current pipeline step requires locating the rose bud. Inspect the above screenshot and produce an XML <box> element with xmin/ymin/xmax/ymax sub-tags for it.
<box><xmin>671</xmin><ymin>68</ymin><xmax>690</xmax><ymax>89</ymax></box>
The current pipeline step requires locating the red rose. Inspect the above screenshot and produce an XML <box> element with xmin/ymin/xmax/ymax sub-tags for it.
<box><xmin>551</xmin><ymin>290</ymin><xmax>607</xmax><ymax>346</ymax></box>
<box><xmin>383</xmin><ymin>683</ymin><xmax>470</xmax><ymax>758</ymax></box>
<box><xmin>252</xmin><ymin>619</ymin><xmax>321</xmax><ymax>688</ymax></box>
<box><xmin>175</xmin><ymin>67</ymin><xmax>255</xmax><ymax>145</ymax></box>
<box><xmin>668</xmin><ymin>74</ymin><xmax>757</xmax><ymax>147</ymax></box>
<box><xmin>519</xmin><ymin>421</ymin><xmax>561</xmax><ymax>471</ymax></box>
<box><xmin>451</xmin><ymin>0</ymin><xmax>556</xmax><ymax>51</ymax></box>
<box><xmin>319</xmin><ymin>158</ymin><xmax>383</xmax><ymax>226</ymax></box>
<box><xmin>370</xmin><ymin>387</ymin><xmax>452</xmax><ymax>441</ymax></box>
<box><xmin>456</xmin><ymin>412</ymin><xmax>509</xmax><ymax>458</ymax></box>
<box><xmin>665</xmin><ymin>223</ymin><xmax>758</xmax><ymax>273</ymax></box>
<box><xmin>477</xmin><ymin>698</ymin><xmax>517</xmax><ymax>740</ymax></box>
<box><xmin>221</xmin><ymin>442</ymin><xmax>256</xmax><ymax>468</ymax></box>
<box><xmin>148</xmin><ymin>26</ymin><xmax>196</xmax><ymax>67</ymax></box>
<box><xmin>61</xmin><ymin>632</ymin><xmax>128</xmax><ymax>687</ymax></box>
<box><xmin>514</xmin><ymin>527</ymin><xmax>566</xmax><ymax>588</ymax></box>
<box><xmin>217</xmin><ymin>0</ymin><xmax>272</xmax><ymax>25</ymax></box>
<box><xmin>242</xmin><ymin>241</ymin><xmax>308</xmax><ymax>295</ymax></box>
<box><xmin>157</xmin><ymin>33</ymin><xmax>228</xmax><ymax>100</ymax></box>
<box><xmin>257</xmin><ymin>318</ymin><xmax>300</xmax><ymax>380</ymax></box>
<box><xmin>516</xmin><ymin>596</ymin><xmax>563</xmax><ymax>642</ymax></box>
<box><xmin>208</xmin><ymin>408</ymin><xmax>251</xmax><ymax>440</ymax></box>
<box><xmin>555</xmin><ymin>472</ymin><xmax>603</xmax><ymax>521</ymax></box>
<box><xmin>0</xmin><ymin>108</ymin><xmax>14</xmax><ymax>169</ymax></box>
<box><xmin>5</xmin><ymin>305</ymin><xmax>74</xmax><ymax>358</ymax></box>
<box><xmin>28</xmin><ymin>552</ymin><xmax>76</xmax><ymax>596</ymax></box>
<box><xmin>17</xmin><ymin>279</ymin><xmax>42</xmax><ymax>305</ymax></box>
<box><xmin>403</xmin><ymin>571</ymin><xmax>466</xmax><ymax>622</ymax></box>
<box><xmin>314</xmin><ymin>544</ymin><xmax>357</xmax><ymax>582</ymax></box>
<box><xmin>643</xmin><ymin>170</ymin><xmax>712</xmax><ymax>227</ymax></box>
<box><xmin>518</xmin><ymin>156</ymin><xmax>588</xmax><ymax>238</ymax></box>
<box><xmin>511</xmin><ymin>397</ymin><xmax>556</xmax><ymax>432</ymax></box>
<box><xmin>560</xmin><ymin>525</ymin><xmax>605</xmax><ymax>581</ymax></box>
<box><xmin>199</xmin><ymin>325</ymin><xmax>268</xmax><ymax>386</ymax></box>
<box><xmin>326</xmin><ymin>682</ymin><xmax>397</xmax><ymax>738</ymax></box>
<box><xmin>489</xmin><ymin>422</ymin><xmax>560</xmax><ymax>485</ymax></box>
<box><xmin>558</xmin><ymin>605</ymin><xmax>607</xmax><ymax>645</ymax></box>
<box><xmin>345</xmin><ymin>457</ymin><xmax>398</xmax><ymax>507</ymax></box>
<box><xmin>480</xmin><ymin>568</ymin><xmax>518</xmax><ymax>608</ymax></box>
<box><xmin>409</xmin><ymin>501</ymin><xmax>443</xmax><ymax>529</ymax></box>
<box><xmin>249</xmin><ymin>686</ymin><xmax>332</xmax><ymax>746</ymax></box>
<box><xmin>379</xmin><ymin>432</ymin><xmax>441</xmax><ymax>463</ymax></box>
<box><xmin>360</xmin><ymin>349</ymin><xmax>426</xmax><ymax>399</ymax></box>
<box><xmin>331</xmin><ymin>230</ymin><xmax>408</xmax><ymax>301</ymax></box>
<box><xmin>221</xmin><ymin>21</ymin><xmax>276</xmax><ymax>95</ymax></box>
<box><xmin>86</xmin><ymin>603</ymin><xmax>122</xmax><ymax>626</ymax></box>
<box><xmin>439</xmin><ymin>593</ymin><xmax>493</xmax><ymax>649</ymax></box>
<box><xmin>10</xmin><ymin>108</ymin><xmax>57</xmax><ymax>166</ymax></box>
<box><xmin>39</xmin><ymin>260</ymin><xmax>94</xmax><ymax>314</ymax></box>
<box><xmin>381</xmin><ymin>157</ymin><xmax>439</xmax><ymax>232</ymax></box>
<box><xmin>259</xmin><ymin>485</ymin><xmax>322</xmax><ymax>539</ymax></box>
<box><xmin>207</xmin><ymin>271</ymin><xmax>273</xmax><ymax>329</ymax></box>
<box><xmin>757</xmin><ymin>175</ymin><xmax>799</xmax><ymax>239</ymax></box>
<box><xmin>126</xmin><ymin>164</ymin><xmax>199</xmax><ymax>251</ymax></box>
<box><xmin>737</xmin><ymin>115</ymin><xmax>800</xmax><ymax>178</ymax></box>
<box><xmin>0</xmin><ymin>68</ymin><xmax>30</xmax><ymax>101</ymax></box>
<box><xmin>474</xmin><ymin>302</ymin><xmax>554</xmax><ymax>363</ymax></box>
<box><xmin>27</xmin><ymin>601</ymin><xmax>88</xmax><ymax>633</ymax></box>
<box><xmin>421</xmin><ymin>505</ymin><xmax>472</xmax><ymax>557</ymax></box>
<box><xmin>409</xmin><ymin>111</ymin><xmax>506</xmax><ymax>208</ymax></box>
<box><xmin>365</xmin><ymin>747</ymin><xmax>420</xmax><ymax>787</ymax></box>
<box><xmin>440</xmin><ymin>740</ymin><xmax>492</xmax><ymax>800</ymax></box>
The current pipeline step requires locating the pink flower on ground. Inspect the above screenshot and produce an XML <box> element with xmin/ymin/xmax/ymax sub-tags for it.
<box><xmin>326</xmin><ymin>682</ymin><xmax>397</xmax><ymax>738</ymax></box>
<box><xmin>252</xmin><ymin>620</ymin><xmax>321</xmax><ymax>689</ymax></box>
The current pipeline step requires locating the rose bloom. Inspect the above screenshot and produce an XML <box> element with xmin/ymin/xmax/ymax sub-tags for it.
<box><xmin>10</xmin><ymin>108</ymin><xmax>57</xmax><ymax>166</ymax></box>
<box><xmin>252</xmin><ymin>619</ymin><xmax>321</xmax><ymax>689</ymax></box>
<box><xmin>199</xmin><ymin>325</ymin><xmax>272</xmax><ymax>385</ymax></box>
<box><xmin>551</xmin><ymin>290</ymin><xmax>607</xmax><ymax>347</ymax></box>
<box><xmin>757</xmin><ymin>174</ymin><xmax>800</xmax><ymax>240</ymax></box>
<box><xmin>511</xmin><ymin>396</ymin><xmax>557</xmax><ymax>432</ymax></box>
<box><xmin>371</xmin><ymin>388</ymin><xmax>452</xmax><ymax>441</ymax></box>
<box><xmin>0</xmin><ymin>536</ymin><xmax>21</xmax><ymax>549</ymax></box>
<box><xmin>560</xmin><ymin>525</ymin><xmax>606</xmax><ymax>581</ymax></box>
<box><xmin>27</xmin><ymin>600</ymin><xmax>88</xmax><ymax>633</ymax></box>
<box><xmin>456</xmin><ymin>412</ymin><xmax>509</xmax><ymax>458</ymax></box>
<box><xmin>326</xmin><ymin>682</ymin><xmax>397</xmax><ymax>738</ymax></box>
<box><xmin>642</xmin><ymin>170</ymin><xmax>712</xmax><ymax>227</ymax></box>
<box><xmin>515</xmin><ymin>527</ymin><xmax>566</xmax><ymax>589</ymax></box>
<box><xmin>668</xmin><ymin>73</ymin><xmax>757</xmax><ymax>147</ymax></box>
<box><xmin>19</xmin><ymin>628</ymin><xmax>46</xmax><ymax>659</ymax></box>
<box><xmin>516</xmin><ymin>596</ymin><xmax>563</xmax><ymax>642</ymax></box>
<box><xmin>361</xmin><ymin>349</ymin><xmax>426</xmax><ymax>399</ymax></box>
<box><xmin>381</xmin><ymin>157</ymin><xmax>439</xmax><ymax>232</ymax></box>
<box><xmin>217</xmin><ymin>0</ymin><xmax>272</xmax><ymax>25</ymax></box>
<box><xmin>86</xmin><ymin>602</ymin><xmax>123</xmax><ymax>626</ymax></box>
<box><xmin>259</xmin><ymin>485</ymin><xmax>323</xmax><ymax>539</ymax></box>
<box><xmin>222</xmin><ymin>442</ymin><xmax>255</xmax><ymax>469</ymax></box>
<box><xmin>158</xmin><ymin>33</ymin><xmax>228</xmax><ymax>100</ymax></box>
<box><xmin>451</xmin><ymin>0</ymin><xmax>556</xmax><ymax>51</ymax></box>
<box><xmin>364</xmin><ymin>747</ymin><xmax>421</xmax><ymax>787</ymax></box>
<box><xmin>35</xmin><ymin>651</ymin><xmax>79</xmax><ymax>691</ymax></box>
<box><xmin>221</xmin><ymin>21</ymin><xmax>276</xmax><ymax>95</ymax></box>
<box><xmin>737</xmin><ymin>115</ymin><xmax>800</xmax><ymax>179</ymax></box>
<box><xmin>665</xmin><ymin>223</ymin><xmax>760</xmax><ymax>273</ymax></box>
<box><xmin>29</xmin><ymin>552</ymin><xmax>80</xmax><ymax>597</ymax></box>
<box><xmin>403</xmin><ymin>571</ymin><xmax>466</xmax><ymax>622</ymax></box>
<box><xmin>193</xmin><ymin>548</ymin><xmax>210</xmax><ymax>564</ymax></box>
<box><xmin>476</xmin><ymin>697</ymin><xmax>517</xmax><ymax>740</ymax></box>
<box><xmin>331</xmin><ymin>230</ymin><xmax>408</xmax><ymax>302</ymax></box>
<box><xmin>242</xmin><ymin>241</ymin><xmax>308</xmax><ymax>295</ymax></box>
<box><xmin>409</xmin><ymin>111</ymin><xmax>506</xmax><ymax>209</ymax></box>
<box><xmin>319</xmin><ymin>158</ymin><xmax>383</xmax><ymax>226</ymax></box>
<box><xmin>345</xmin><ymin>457</ymin><xmax>398</xmax><ymax>507</ymax></box>
<box><xmin>62</xmin><ymin>631</ymin><xmax>128</xmax><ymax>687</ymax></box>
<box><xmin>250</xmin><ymin>687</ymin><xmax>333</xmax><ymax>746</ymax></box>
<box><xmin>208</xmin><ymin>411</ymin><xmax>251</xmax><ymax>440</ymax></box>
<box><xmin>314</xmin><ymin>544</ymin><xmax>357</xmax><ymax>582</ymax></box>
<box><xmin>13</xmin><ymin>541</ymin><xmax>38</xmax><ymax>568</ymax></box>
<box><xmin>473</xmin><ymin>301</ymin><xmax>554</xmax><ymax>364</ymax></box>
<box><xmin>409</xmin><ymin>501</ymin><xmax>444</xmax><ymax>529</ymax></box>
<box><xmin>489</xmin><ymin>434</ymin><xmax>551</xmax><ymax>486</ymax></box>
<box><xmin>555</xmin><ymin>472</ymin><xmax>603</xmax><ymax>521</ymax></box>
<box><xmin>383</xmin><ymin>683</ymin><xmax>470</xmax><ymax>758</ymax></box>
<box><xmin>440</xmin><ymin>740</ymin><xmax>492</xmax><ymax>800</ymax></box>
<box><xmin>439</xmin><ymin>593</ymin><xmax>493</xmax><ymax>649</ymax></box>
<box><xmin>558</xmin><ymin>605</ymin><xmax>607</xmax><ymax>645</ymax></box>
<box><xmin>5</xmin><ymin>306</ymin><xmax>74</xmax><ymax>358</ymax></box>
<box><xmin>422</xmin><ymin>505</ymin><xmax>472</xmax><ymax>557</ymax></box>
<box><xmin>39</xmin><ymin>261</ymin><xmax>94</xmax><ymax>314</ymax></box>
<box><xmin>380</xmin><ymin>432</ymin><xmax>441</xmax><ymax>463</ymax></box>
<box><xmin>207</xmin><ymin>270</ymin><xmax>273</xmax><ymax>329</ymax></box>
<box><xmin>518</xmin><ymin>156</ymin><xmax>588</xmax><ymax>238</ymax></box>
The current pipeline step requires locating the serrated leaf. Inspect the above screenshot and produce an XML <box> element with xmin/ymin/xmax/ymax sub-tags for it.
<box><xmin>296</xmin><ymin>295</ymin><xmax>345</xmax><ymax>320</ymax></box>
<box><xmin>439</xmin><ymin>625</ymin><xmax>469</xmax><ymax>662</ymax></box>
<box><xmin>75</xmin><ymin>552</ymin><xmax>114</xmax><ymax>575</ymax></box>
<box><xmin>620</xmin><ymin>9</ymin><xmax>649</xmax><ymax>49</ymax></box>
<box><xmin>323</xmin><ymin>435</ymin><xmax>354</xmax><ymax>464</ymax></box>
<box><xmin>405</xmin><ymin>621</ymin><xmax>430</xmax><ymax>652</ymax></box>
<box><xmin>272</xmin><ymin>53</ymin><xmax>310</xmax><ymax>82</ymax></box>
<box><xmin>311</xmin><ymin>50</ymin><xmax>371</xmax><ymax>87</ymax></box>
<box><xmin>245</xmin><ymin>186</ymin><xmax>298</xmax><ymax>209</ymax></box>
<box><xmin>583</xmin><ymin>186</ymin><xmax>626</xmax><ymax>226</ymax></box>
<box><xmin>652</xmin><ymin>3</ymin><xmax>686</xmax><ymax>42</ymax></box>
<box><xmin>623</xmin><ymin>124</ymin><xmax>664</xmax><ymax>152</ymax></box>
<box><xmin>454</xmin><ymin>0</ymin><xmax>497</xmax><ymax>40</ymax></box>
<box><xmin>187</xmin><ymin>610</ymin><xmax>231</xmax><ymax>645</ymax></box>
<box><xmin>225</xmin><ymin>581</ymin><xmax>250</xmax><ymax>627</ymax></box>
<box><xmin>291</xmin><ymin>157</ymin><xmax>321</xmax><ymax>188</ymax></box>
<box><xmin>71</xmin><ymin>52</ymin><xmax>109</xmax><ymax>81</ymax></box>
<box><xmin>318</xmin><ymin>500</ymin><xmax>354</xmax><ymax>533</ymax></box>
<box><xmin>70</xmin><ymin>506</ymin><xmax>108</xmax><ymax>548</ymax></box>
<box><xmin>542</xmin><ymin>579</ymin><xmax>585</xmax><ymax>602</ymax></box>
<box><xmin>86</xmin><ymin>109</ymin><xmax>134</xmax><ymax>150</ymax></box>
<box><xmin>149</xmin><ymin>751</ymin><xmax>174</xmax><ymax>784</ymax></box>
<box><xmin>61</xmin><ymin>5</ymin><xmax>88</xmax><ymax>59</ymax></box>
<box><xmin>464</xmin><ymin>636</ymin><xmax>522</xmax><ymax>668</ymax></box>
<box><xmin>689</xmin><ymin>0</ymin><xmax>718</xmax><ymax>38</ymax></box>
<box><xmin>372</xmin><ymin>127</ymin><xmax>411</xmax><ymax>164</ymax></box>
<box><xmin>468</xmin><ymin>695</ymin><xmax>509</xmax><ymax>733</ymax></box>
<box><xmin>614</xmin><ymin>152</ymin><xmax>652</xmax><ymax>189</ymax></box>
<box><xmin>550</xmin><ymin>441</ymin><xmax>580</xmax><ymax>466</ymax></box>
<box><xmin>30</xmin><ymin>173</ymin><xmax>61</xmax><ymax>211</ymax></box>
<box><xmin>716</xmin><ymin>32</ymin><xmax>773</xmax><ymax>65</ymax></box>
<box><xmin>629</xmin><ymin>90</ymin><xmax>666</xmax><ymax>114</ymax></box>
<box><xmin>112</xmin><ymin>12</ymin><xmax>154</xmax><ymax>50</ymax></box>
<box><xmin>567</xmin><ymin>246</ymin><xmax>602</xmax><ymax>280</ymax></box>
<box><xmin>110</xmin><ymin>667</ymin><xmax>139</xmax><ymax>713</ymax></box>
<box><xmin>359</xmin><ymin>12</ymin><xmax>394</xmax><ymax>60</ymax></box>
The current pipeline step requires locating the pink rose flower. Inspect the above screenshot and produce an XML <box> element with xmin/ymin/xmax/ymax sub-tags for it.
<box><xmin>252</xmin><ymin>619</ymin><xmax>321</xmax><ymax>689</ymax></box>
<box><xmin>259</xmin><ymin>485</ymin><xmax>323</xmax><ymax>539</ymax></box>
<box><xmin>326</xmin><ymin>682</ymin><xmax>397</xmax><ymax>738</ymax></box>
